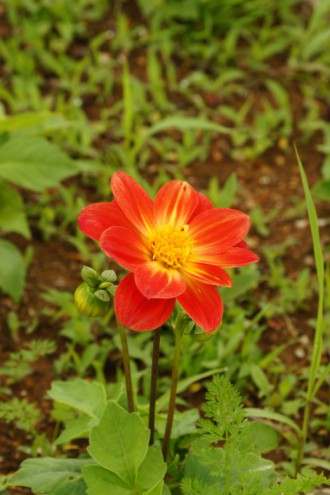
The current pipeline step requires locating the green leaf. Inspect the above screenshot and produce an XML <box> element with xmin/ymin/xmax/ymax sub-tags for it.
<box><xmin>240</xmin><ymin>422</ymin><xmax>279</xmax><ymax>454</ymax></box>
<box><xmin>0</xmin><ymin>239</ymin><xmax>25</xmax><ymax>302</ymax></box>
<box><xmin>156</xmin><ymin>367</ymin><xmax>226</xmax><ymax>412</ymax></box>
<box><xmin>133</xmin><ymin>116</ymin><xmax>231</xmax><ymax>158</ymax></box>
<box><xmin>313</xmin><ymin>178</ymin><xmax>330</xmax><ymax>200</ymax></box>
<box><xmin>162</xmin><ymin>485</ymin><xmax>171</xmax><ymax>495</ymax></box>
<box><xmin>83</xmin><ymin>445</ymin><xmax>165</xmax><ymax>495</ymax></box>
<box><xmin>55</xmin><ymin>416</ymin><xmax>96</xmax><ymax>445</ymax></box>
<box><xmin>295</xmin><ymin>147</ymin><xmax>325</xmax><ymax>399</ymax></box>
<box><xmin>88</xmin><ymin>401</ymin><xmax>150</xmax><ymax>484</ymax></box>
<box><xmin>145</xmin><ymin>480</ymin><xmax>164</xmax><ymax>495</ymax></box>
<box><xmin>83</xmin><ymin>465</ymin><xmax>131</xmax><ymax>495</ymax></box>
<box><xmin>0</xmin><ymin>112</ymin><xmax>69</xmax><ymax>134</ymax></box>
<box><xmin>184</xmin><ymin>438</ymin><xmax>275</xmax><ymax>494</ymax></box>
<box><xmin>9</xmin><ymin>457</ymin><xmax>91</xmax><ymax>495</ymax></box>
<box><xmin>250</xmin><ymin>364</ymin><xmax>274</xmax><ymax>397</ymax></box>
<box><xmin>48</xmin><ymin>380</ymin><xmax>107</xmax><ymax>419</ymax></box>
<box><xmin>135</xmin><ymin>445</ymin><xmax>166</xmax><ymax>493</ymax></box>
<box><xmin>246</xmin><ymin>407</ymin><xmax>302</xmax><ymax>436</ymax></box>
<box><xmin>0</xmin><ymin>182</ymin><xmax>30</xmax><ymax>237</ymax></box>
<box><xmin>302</xmin><ymin>456</ymin><xmax>330</xmax><ymax>471</ymax></box>
<box><xmin>0</xmin><ymin>136</ymin><xmax>79</xmax><ymax>191</ymax></box>
<box><xmin>146</xmin><ymin>116</ymin><xmax>230</xmax><ymax>137</ymax></box>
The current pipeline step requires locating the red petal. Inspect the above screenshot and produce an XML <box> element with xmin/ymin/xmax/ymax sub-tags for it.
<box><xmin>189</xmin><ymin>208</ymin><xmax>250</xmax><ymax>256</ymax></box>
<box><xmin>212</xmin><ymin>247</ymin><xmax>259</xmax><ymax>268</ymax></box>
<box><xmin>234</xmin><ymin>240</ymin><xmax>248</xmax><ymax>249</ymax></box>
<box><xmin>114</xmin><ymin>273</ymin><xmax>175</xmax><ymax>331</ymax></box>
<box><xmin>154</xmin><ymin>180</ymin><xmax>199</xmax><ymax>227</ymax></box>
<box><xmin>177</xmin><ymin>280</ymin><xmax>223</xmax><ymax>333</ymax></box>
<box><xmin>134</xmin><ymin>262</ymin><xmax>186</xmax><ymax>299</ymax></box>
<box><xmin>100</xmin><ymin>227</ymin><xmax>149</xmax><ymax>271</ymax></box>
<box><xmin>78</xmin><ymin>200</ymin><xmax>135</xmax><ymax>241</ymax></box>
<box><xmin>111</xmin><ymin>172</ymin><xmax>154</xmax><ymax>236</ymax></box>
<box><xmin>189</xmin><ymin>192</ymin><xmax>213</xmax><ymax>220</ymax></box>
<box><xmin>183</xmin><ymin>262</ymin><xmax>232</xmax><ymax>287</ymax></box>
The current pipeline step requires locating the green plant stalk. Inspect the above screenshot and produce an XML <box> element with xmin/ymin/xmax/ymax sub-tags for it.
<box><xmin>162</xmin><ymin>325</ymin><xmax>183</xmax><ymax>461</ymax></box>
<box><xmin>295</xmin><ymin>147</ymin><xmax>325</xmax><ymax>473</ymax></box>
<box><xmin>116</xmin><ymin>319</ymin><xmax>134</xmax><ymax>413</ymax></box>
<box><xmin>225</xmin><ymin>432</ymin><xmax>230</xmax><ymax>495</ymax></box>
<box><xmin>148</xmin><ymin>327</ymin><xmax>162</xmax><ymax>445</ymax></box>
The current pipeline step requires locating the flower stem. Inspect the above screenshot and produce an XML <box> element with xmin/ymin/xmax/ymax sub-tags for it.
<box><xmin>116</xmin><ymin>319</ymin><xmax>134</xmax><ymax>413</ymax></box>
<box><xmin>149</xmin><ymin>327</ymin><xmax>162</xmax><ymax>445</ymax></box>
<box><xmin>162</xmin><ymin>325</ymin><xmax>183</xmax><ymax>461</ymax></box>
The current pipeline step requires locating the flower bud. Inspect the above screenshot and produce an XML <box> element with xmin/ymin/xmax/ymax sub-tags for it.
<box><xmin>81</xmin><ymin>266</ymin><xmax>99</xmax><ymax>287</ymax></box>
<box><xmin>74</xmin><ymin>282</ymin><xmax>110</xmax><ymax>317</ymax></box>
<box><xmin>98</xmin><ymin>281</ymin><xmax>112</xmax><ymax>289</ymax></box>
<box><xmin>101</xmin><ymin>270</ymin><xmax>117</xmax><ymax>283</ymax></box>
<box><xmin>94</xmin><ymin>289</ymin><xmax>110</xmax><ymax>302</ymax></box>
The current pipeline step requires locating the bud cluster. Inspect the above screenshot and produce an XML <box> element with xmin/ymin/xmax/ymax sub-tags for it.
<box><xmin>74</xmin><ymin>266</ymin><xmax>117</xmax><ymax>317</ymax></box>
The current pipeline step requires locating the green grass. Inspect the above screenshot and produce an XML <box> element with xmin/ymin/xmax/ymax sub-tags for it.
<box><xmin>0</xmin><ymin>0</ymin><xmax>329</xmax><ymax>483</ymax></box>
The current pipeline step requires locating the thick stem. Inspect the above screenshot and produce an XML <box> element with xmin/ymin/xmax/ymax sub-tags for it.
<box><xmin>116</xmin><ymin>319</ymin><xmax>134</xmax><ymax>413</ymax></box>
<box><xmin>149</xmin><ymin>327</ymin><xmax>162</xmax><ymax>445</ymax></box>
<box><xmin>162</xmin><ymin>328</ymin><xmax>182</xmax><ymax>461</ymax></box>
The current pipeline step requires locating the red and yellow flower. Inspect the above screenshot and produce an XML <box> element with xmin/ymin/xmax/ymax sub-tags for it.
<box><xmin>78</xmin><ymin>172</ymin><xmax>258</xmax><ymax>333</ymax></box>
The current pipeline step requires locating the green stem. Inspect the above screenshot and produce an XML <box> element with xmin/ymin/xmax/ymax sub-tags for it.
<box><xmin>162</xmin><ymin>325</ymin><xmax>183</xmax><ymax>461</ymax></box>
<box><xmin>225</xmin><ymin>432</ymin><xmax>230</xmax><ymax>495</ymax></box>
<box><xmin>149</xmin><ymin>327</ymin><xmax>162</xmax><ymax>445</ymax></box>
<box><xmin>116</xmin><ymin>319</ymin><xmax>134</xmax><ymax>413</ymax></box>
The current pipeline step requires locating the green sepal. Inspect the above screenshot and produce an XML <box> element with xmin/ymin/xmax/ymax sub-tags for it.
<box><xmin>101</xmin><ymin>270</ymin><xmax>117</xmax><ymax>282</ymax></box>
<box><xmin>81</xmin><ymin>266</ymin><xmax>99</xmax><ymax>287</ymax></box>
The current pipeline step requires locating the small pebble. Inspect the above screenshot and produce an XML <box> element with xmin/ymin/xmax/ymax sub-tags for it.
<box><xmin>294</xmin><ymin>348</ymin><xmax>306</xmax><ymax>359</ymax></box>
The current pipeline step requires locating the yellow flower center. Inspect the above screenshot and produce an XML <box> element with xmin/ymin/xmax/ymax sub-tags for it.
<box><xmin>150</xmin><ymin>225</ymin><xmax>192</xmax><ymax>269</ymax></box>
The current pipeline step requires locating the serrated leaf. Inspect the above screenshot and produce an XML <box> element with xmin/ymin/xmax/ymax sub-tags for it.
<box><xmin>48</xmin><ymin>380</ymin><xmax>107</xmax><ymax>419</ymax></box>
<box><xmin>0</xmin><ymin>136</ymin><xmax>79</xmax><ymax>191</ymax></box>
<box><xmin>0</xmin><ymin>182</ymin><xmax>30</xmax><ymax>237</ymax></box>
<box><xmin>9</xmin><ymin>457</ymin><xmax>91</xmax><ymax>495</ymax></box>
<box><xmin>88</xmin><ymin>401</ymin><xmax>149</xmax><ymax>484</ymax></box>
<box><xmin>0</xmin><ymin>239</ymin><xmax>25</xmax><ymax>302</ymax></box>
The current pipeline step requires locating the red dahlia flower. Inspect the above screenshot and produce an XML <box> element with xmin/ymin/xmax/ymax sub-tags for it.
<box><xmin>78</xmin><ymin>172</ymin><xmax>258</xmax><ymax>333</ymax></box>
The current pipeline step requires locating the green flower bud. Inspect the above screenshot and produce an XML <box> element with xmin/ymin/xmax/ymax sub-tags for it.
<box><xmin>94</xmin><ymin>289</ymin><xmax>110</xmax><ymax>302</ymax></box>
<box><xmin>98</xmin><ymin>281</ymin><xmax>112</xmax><ymax>289</ymax></box>
<box><xmin>74</xmin><ymin>282</ymin><xmax>110</xmax><ymax>317</ymax></box>
<box><xmin>101</xmin><ymin>270</ymin><xmax>117</xmax><ymax>283</ymax></box>
<box><xmin>107</xmin><ymin>285</ymin><xmax>117</xmax><ymax>296</ymax></box>
<box><xmin>81</xmin><ymin>266</ymin><xmax>99</xmax><ymax>287</ymax></box>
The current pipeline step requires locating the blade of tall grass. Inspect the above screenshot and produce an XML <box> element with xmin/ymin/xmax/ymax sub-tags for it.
<box><xmin>294</xmin><ymin>145</ymin><xmax>325</xmax><ymax>473</ymax></box>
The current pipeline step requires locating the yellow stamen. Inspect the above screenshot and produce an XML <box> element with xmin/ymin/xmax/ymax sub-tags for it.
<box><xmin>150</xmin><ymin>225</ymin><xmax>192</xmax><ymax>269</ymax></box>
